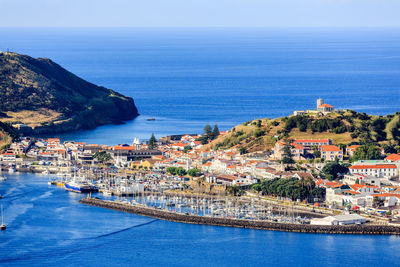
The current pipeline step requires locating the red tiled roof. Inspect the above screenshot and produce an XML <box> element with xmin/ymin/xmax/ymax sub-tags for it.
<box><xmin>320</xmin><ymin>145</ymin><xmax>342</xmax><ymax>152</ymax></box>
<box><xmin>294</xmin><ymin>139</ymin><xmax>330</xmax><ymax>143</ymax></box>
<box><xmin>319</xmin><ymin>104</ymin><xmax>334</xmax><ymax>108</ymax></box>
<box><xmin>172</xmin><ymin>143</ymin><xmax>187</xmax><ymax>147</ymax></box>
<box><xmin>385</xmin><ymin>153</ymin><xmax>400</xmax><ymax>162</ymax></box>
<box><xmin>350</xmin><ymin>164</ymin><xmax>397</xmax><ymax>170</ymax></box>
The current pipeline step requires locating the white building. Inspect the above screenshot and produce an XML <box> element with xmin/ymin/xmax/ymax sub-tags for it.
<box><xmin>311</xmin><ymin>214</ymin><xmax>367</xmax><ymax>225</ymax></box>
<box><xmin>349</xmin><ymin>162</ymin><xmax>398</xmax><ymax>178</ymax></box>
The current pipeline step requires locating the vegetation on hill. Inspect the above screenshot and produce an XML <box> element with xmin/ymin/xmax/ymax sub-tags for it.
<box><xmin>0</xmin><ymin>121</ymin><xmax>19</xmax><ymax>151</ymax></box>
<box><xmin>0</xmin><ymin>52</ymin><xmax>139</xmax><ymax>133</ymax></box>
<box><xmin>205</xmin><ymin>110</ymin><xmax>400</xmax><ymax>153</ymax></box>
<box><xmin>252</xmin><ymin>177</ymin><xmax>325</xmax><ymax>201</ymax></box>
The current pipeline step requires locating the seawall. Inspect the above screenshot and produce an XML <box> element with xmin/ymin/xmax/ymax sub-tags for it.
<box><xmin>79</xmin><ymin>198</ymin><xmax>400</xmax><ymax>235</ymax></box>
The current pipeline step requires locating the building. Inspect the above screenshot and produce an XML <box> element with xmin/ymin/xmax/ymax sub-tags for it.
<box><xmin>349</xmin><ymin>163</ymin><xmax>398</xmax><ymax>178</ymax></box>
<box><xmin>272</xmin><ymin>139</ymin><xmax>332</xmax><ymax>161</ymax></box>
<box><xmin>316</xmin><ymin>98</ymin><xmax>335</xmax><ymax>113</ymax></box>
<box><xmin>0</xmin><ymin>152</ymin><xmax>16</xmax><ymax>162</ymax></box>
<box><xmin>310</xmin><ymin>214</ymin><xmax>367</xmax><ymax>225</ymax></box>
<box><xmin>320</xmin><ymin>145</ymin><xmax>343</xmax><ymax>161</ymax></box>
<box><xmin>109</xmin><ymin>146</ymin><xmax>162</xmax><ymax>166</ymax></box>
<box><xmin>346</xmin><ymin>145</ymin><xmax>360</xmax><ymax>157</ymax></box>
<box><xmin>293</xmin><ymin>99</ymin><xmax>335</xmax><ymax>116</ymax></box>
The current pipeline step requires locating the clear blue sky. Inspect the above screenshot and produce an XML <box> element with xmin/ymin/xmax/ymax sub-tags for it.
<box><xmin>1</xmin><ymin>0</ymin><xmax>399</xmax><ymax>27</ymax></box>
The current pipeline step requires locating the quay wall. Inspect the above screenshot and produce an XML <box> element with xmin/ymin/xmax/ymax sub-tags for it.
<box><xmin>79</xmin><ymin>198</ymin><xmax>400</xmax><ymax>235</ymax></box>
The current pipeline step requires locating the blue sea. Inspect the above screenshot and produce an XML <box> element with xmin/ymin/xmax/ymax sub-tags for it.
<box><xmin>1</xmin><ymin>28</ymin><xmax>400</xmax><ymax>144</ymax></box>
<box><xmin>1</xmin><ymin>28</ymin><xmax>400</xmax><ymax>266</ymax></box>
<box><xmin>1</xmin><ymin>173</ymin><xmax>400</xmax><ymax>267</ymax></box>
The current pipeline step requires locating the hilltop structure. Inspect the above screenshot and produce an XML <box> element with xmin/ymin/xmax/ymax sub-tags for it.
<box><xmin>293</xmin><ymin>98</ymin><xmax>335</xmax><ymax>116</ymax></box>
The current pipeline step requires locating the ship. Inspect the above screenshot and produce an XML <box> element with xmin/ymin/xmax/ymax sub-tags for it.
<box><xmin>64</xmin><ymin>179</ymin><xmax>98</xmax><ymax>194</ymax></box>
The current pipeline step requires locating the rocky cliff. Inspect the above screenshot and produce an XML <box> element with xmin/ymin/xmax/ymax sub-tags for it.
<box><xmin>0</xmin><ymin>52</ymin><xmax>139</xmax><ymax>134</ymax></box>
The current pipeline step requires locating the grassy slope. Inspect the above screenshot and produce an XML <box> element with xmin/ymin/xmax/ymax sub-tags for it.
<box><xmin>204</xmin><ymin>111</ymin><xmax>400</xmax><ymax>152</ymax></box>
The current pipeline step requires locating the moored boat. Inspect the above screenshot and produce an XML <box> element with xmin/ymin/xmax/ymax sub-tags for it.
<box><xmin>65</xmin><ymin>178</ymin><xmax>98</xmax><ymax>194</ymax></box>
<box><xmin>1</xmin><ymin>205</ymin><xmax>6</xmax><ymax>231</ymax></box>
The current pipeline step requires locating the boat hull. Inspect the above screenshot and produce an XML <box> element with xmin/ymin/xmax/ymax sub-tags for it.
<box><xmin>65</xmin><ymin>183</ymin><xmax>98</xmax><ymax>193</ymax></box>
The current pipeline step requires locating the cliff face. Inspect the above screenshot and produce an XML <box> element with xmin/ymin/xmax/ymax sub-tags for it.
<box><xmin>0</xmin><ymin>52</ymin><xmax>139</xmax><ymax>134</ymax></box>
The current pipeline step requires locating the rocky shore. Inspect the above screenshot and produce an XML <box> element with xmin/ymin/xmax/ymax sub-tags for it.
<box><xmin>79</xmin><ymin>197</ymin><xmax>400</xmax><ymax>235</ymax></box>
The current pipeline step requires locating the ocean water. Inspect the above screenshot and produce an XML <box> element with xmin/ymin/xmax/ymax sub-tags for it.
<box><xmin>1</xmin><ymin>173</ymin><xmax>400</xmax><ymax>267</ymax></box>
<box><xmin>1</xmin><ymin>28</ymin><xmax>400</xmax><ymax>144</ymax></box>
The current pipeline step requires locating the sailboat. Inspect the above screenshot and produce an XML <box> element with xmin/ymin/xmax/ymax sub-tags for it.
<box><xmin>0</xmin><ymin>205</ymin><xmax>6</xmax><ymax>230</ymax></box>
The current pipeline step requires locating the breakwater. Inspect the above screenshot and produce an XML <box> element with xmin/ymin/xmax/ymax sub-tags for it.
<box><xmin>79</xmin><ymin>197</ymin><xmax>400</xmax><ymax>235</ymax></box>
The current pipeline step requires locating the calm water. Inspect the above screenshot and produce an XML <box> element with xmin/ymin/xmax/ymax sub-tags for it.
<box><xmin>1</xmin><ymin>28</ymin><xmax>400</xmax><ymax>144</ymax></box>
<box><xmin>1</xmin><ymin>173</ymin><xmax>400</xmax><ymax>266</ymax></box>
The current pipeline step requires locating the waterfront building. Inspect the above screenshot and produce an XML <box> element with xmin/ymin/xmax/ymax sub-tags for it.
<box><xmin>310</xmin><ymin>214</ymin><xmax>367</xmax><ymax>225</ymax></box>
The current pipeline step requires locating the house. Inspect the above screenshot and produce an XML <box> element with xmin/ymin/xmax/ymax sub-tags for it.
<box><xmin>385</xmin><ymin>153</ymin><xmax>400</xmax><ymax>162</ymax></box>
<box><xmin>320</xmin><ymin>145</ymin><xmax>343</xmax><ymax>161</ymax></box>
<box><xmin>272</xmin><ymin>140</ymin><xmax>305</xmax><ymax>161</ymax></box>
<box><xmin>131</xmin><ymin>159</ymin><xmax>159</xmax><ymax>170</ymax></box>
<box><xmin>346</xmin><ymin>145</ymin><xmax>360</xmax><ymax>157</ymax></box>
<box><xmin>343</xmin><ymin>174</ymin><xmax>382</xmax><ymax>186</ymax></box>
<box><xmin>349</xmin><ymin>163</ymin><xmax>398</xmax><ymax>178</ymax></box>
<box><xmin>292</xmin><ymin>139</ymin><xmax>331</xmax><ymax>149</ymax></box>
<box><xmin>316</xmin><ymin>98</ymin><xmax>334</xmax><ymax>113</ymax></box>
<box><xmin>0</xmin><ymin>152</ymin><xmax>16</xmax><ymax>162</ymax></box>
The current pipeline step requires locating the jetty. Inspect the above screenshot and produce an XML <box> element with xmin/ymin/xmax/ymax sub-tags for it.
<box><xmin>79</xmin><ymin>197</ymin><xmax>400</xmax><ymax>235</ymax></box>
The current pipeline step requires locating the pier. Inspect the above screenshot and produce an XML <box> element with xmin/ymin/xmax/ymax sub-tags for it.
<box><xmin>79</xmin><ymin>197</ymin><xmax>400</xmax><ymax>235</ymax></box>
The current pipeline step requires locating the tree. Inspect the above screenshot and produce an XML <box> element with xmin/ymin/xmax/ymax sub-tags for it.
<box><xmin>282</xmin><ymin>140</ymin><xmax>295</xmax><ymax>164</ymax></box>
<box><xmin>314</xmin><ymin>150</ymin><xmax>321</xmax><ymax>158</ymax></box>
<box><xmin>175</xmin><ymin>167</ymin><xmax>187</xmax><ymax>176</ymax></box>
<box><xmin>351</xmin><ymin>145</ymin><xmax>381</xmax><ymax>161</ymax></box>
<box><xmin>166</xmin><ymin>167</ymin><xmax>177</xmax><ymax>175</ymax></box>
<box><xmin>93</xmin><ymin>151</ymin><xmax>111</xmax><ymax>163</ymax></box>
<box><xmin>204</xmin><ymin>124</ymin><xmax>212</xmax><ymax>139</ymax></box>
<box><xmin>211</xmin><ymin>124</ymin><xmax>220</xmax><ymax>140</ymax></box>
<box><xmin>183</xmin><ymin>145</ymin><xmax>192</xmax><ymax>153</ymax></box>
<box><xmin>239</xmin><ymin>147</ymin><xmax>248</xmax><ymax>155</ymax></box>
<box><xmin>148</xmin><ymin>133</ymin><xmax>157</xmax><ymax>149</ymax></box>
<box><xmin>321</xmin><ymin>161</ymin><xmax>349</xmax><ymax>180</ymax></box>
<box><xmin>187</xmin><ymin>168</ymin><xmax>201</xmax><ymax>177</ymax></box>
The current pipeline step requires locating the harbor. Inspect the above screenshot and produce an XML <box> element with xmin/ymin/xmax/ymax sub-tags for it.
<box><xmin>79</xmin><ymin>197</ymin><xmax>400</xmax><ymax>235</ymax></box>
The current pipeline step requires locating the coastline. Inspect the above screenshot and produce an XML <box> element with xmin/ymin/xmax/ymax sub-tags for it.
<box><xmin>79</xmin><ymin>197</ymin><xmax>400</xmax><ymax>235</ymax></box>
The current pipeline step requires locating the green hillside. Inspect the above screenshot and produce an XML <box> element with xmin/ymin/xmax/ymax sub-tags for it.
<box><xmin>205</xmin><ymin>110</ymin><xmax>400</xmax><ymax>152</ymax></box>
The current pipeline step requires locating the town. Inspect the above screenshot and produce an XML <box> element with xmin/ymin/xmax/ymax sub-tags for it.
<box><xmin>2</xmin><ymin>101</ymin><xmax>400</xmax><ymax>227</ymax></box>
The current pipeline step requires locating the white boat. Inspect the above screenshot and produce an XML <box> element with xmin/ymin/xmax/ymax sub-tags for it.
<box><xmin>102</xmin><ymin>190</ymin><xmax>112</xmax><ymax>196</ymax></box>
<box><xmin>0</xmin><ymin>176</ymin><xmax>6</xmax><ymax>181</ymax></box>
<box><xmin>1</xmin><ymin>205</ymin><xmax>6</xmax><ymax>230</ymax></box>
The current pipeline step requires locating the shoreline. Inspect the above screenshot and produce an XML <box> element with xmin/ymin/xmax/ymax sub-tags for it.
<box><xmin>79</xmin><ymin>197</ymin><xmax>400</xmax><ymax>235</ymax></box>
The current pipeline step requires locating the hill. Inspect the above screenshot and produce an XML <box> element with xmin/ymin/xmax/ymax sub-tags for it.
<box><xmin>0</xmin><ymin>52</ymin><xmax>139</xmax><ymax>134</ymax></box>
<box><xmin>205</xmin><ymin>110</ymin><xmax>400</xmax><ymax>152</ymax></box>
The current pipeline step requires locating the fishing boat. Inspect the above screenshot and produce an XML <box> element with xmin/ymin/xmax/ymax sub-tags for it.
<box><xmin>0</xmin><ymin>176</ymin><xmax>6</xmax><ymax>181</ymax></box>
<box><xmin>1</xmin><ymin>205</ymin><xmax>6</xmax><ymax>230</ymax></box>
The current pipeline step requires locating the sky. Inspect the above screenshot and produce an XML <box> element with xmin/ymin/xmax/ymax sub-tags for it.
<box><xmin>1</xmin><ymin>0</ymin><xmax>400</xmax><ymax>28</ymax></box>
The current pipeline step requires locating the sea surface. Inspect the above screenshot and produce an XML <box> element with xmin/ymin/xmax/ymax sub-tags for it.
<box><xmin>1</xmin><ymin>28</ymin><xmax>400</xmax><ymax>144</ymax></box>
<box><xmin>1</xmin><ymin>173</ymin><xmax>400</xmax><ymax>267</ymax></box>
